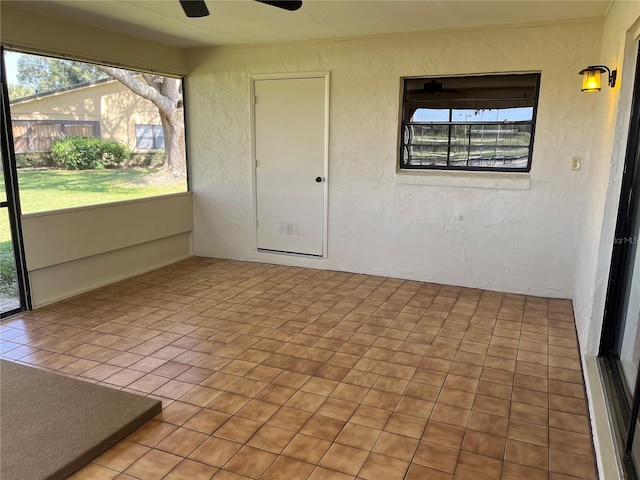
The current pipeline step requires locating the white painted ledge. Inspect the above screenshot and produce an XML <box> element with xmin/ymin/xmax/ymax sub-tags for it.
<box><xmin>394</xmin><ymin>170</ymin><xmax>531</xmax><ymax>190</ymax></box>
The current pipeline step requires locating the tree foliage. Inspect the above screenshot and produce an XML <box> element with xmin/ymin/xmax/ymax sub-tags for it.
<box><xmin>7</xmin><ymin>84</ymin><xmax>35</xmax><ymax>101</ymax></box>
<box><xmin>16</xmin><ymin>54</ymin><xmax>107</xmax><ymax>93</ymax></box>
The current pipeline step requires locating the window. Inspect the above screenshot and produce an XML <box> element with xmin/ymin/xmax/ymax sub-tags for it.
<box><xmin>4</xmin><ymin>50</ymin><xmax>187</xmax><ymax>214</ymax></box>
<box><xmin>135</xmin><ymin>124</ymin><xmax>165</xmax><ymax>150</ymax></box>
<box><xmin>12</xmin><ymin>120</ymin><xmax>99</xmax><ymax>152</ymax></box>
<box><xmin>399</xmin><ymin>73</ymin><xmax>540</xmax><ymax>172</ymax></box>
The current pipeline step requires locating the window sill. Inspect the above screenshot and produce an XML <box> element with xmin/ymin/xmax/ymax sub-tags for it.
<box><xmin>394</xmin><ymin>170</ymin><xmax>531</xmax><ymax>190</ymax></box>
<box><xmin>21</xmin><ymin>191</ymin><xmax>192</xmax><ymax>218</ymax></box>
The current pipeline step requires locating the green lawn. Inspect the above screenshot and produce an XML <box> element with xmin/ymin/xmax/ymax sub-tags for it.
<box><xmin>17</xmin><ymin>168</ymin><xmax>186</xmax><ymax>213</ymax></box>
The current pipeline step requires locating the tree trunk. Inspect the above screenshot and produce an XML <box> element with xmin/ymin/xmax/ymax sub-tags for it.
<box><xmin>159</xmin><ymin>112</ymin><xmax>185</xmax><ymax>176</ymax></box>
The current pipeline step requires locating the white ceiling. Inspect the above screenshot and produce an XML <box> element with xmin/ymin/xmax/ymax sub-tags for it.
<box><xmin>5</xmin><ymin>0</ymin><xmax>611</xmax><ymax>49</ymax></box>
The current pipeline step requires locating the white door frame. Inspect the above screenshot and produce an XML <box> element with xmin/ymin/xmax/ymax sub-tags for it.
<box><xmin>250</xmin><ymin>71</ymin><xmax>330</xmax><ymax>258</ymax></box>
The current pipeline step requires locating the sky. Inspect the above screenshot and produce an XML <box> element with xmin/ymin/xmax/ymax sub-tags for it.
<box><xmin>4</xmin><ymin>51</ymin><xmax>21</xmax><ymax>85</ymax></box>
<box><xmin>413</xmin><ymin>107</ymin><xmax>533</xmax><ymax>123</ymax></box>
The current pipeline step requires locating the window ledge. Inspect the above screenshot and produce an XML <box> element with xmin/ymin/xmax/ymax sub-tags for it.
<box><xmin>394</xmin><ymin>170</ymin><xmax>531</xmax><ymax>190</ymax></box>
<box><xmin>21</xmin><ymin>191</ymin><xmax>192</xmax><ymax>219</ymax></box>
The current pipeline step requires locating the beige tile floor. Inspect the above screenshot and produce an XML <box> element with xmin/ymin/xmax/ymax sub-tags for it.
<box><xmin>0</xmin><ymin>257</ymin><xmax>598</xmax><ymax>480</ymax></box>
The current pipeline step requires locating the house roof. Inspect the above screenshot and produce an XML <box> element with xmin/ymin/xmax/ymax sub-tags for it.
<box><xmin>3</xmin><ymin>0</ymin><xmax>611</xmax><ymax>49</ymax></box>
<box><xmin>9</xmin><ymin>77</ymin><xmax>117</xmax><ymax>105</ymax></box>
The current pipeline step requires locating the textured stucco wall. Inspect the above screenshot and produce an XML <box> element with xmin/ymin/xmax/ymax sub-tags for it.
<box><xmin>573</xmin><ymin>2</ymin><xmax>640</xmax><ymax>355</ymax></box>
<box><xmin>187</xmin><ymin>21</ymin><xmax>600</xmax><ymax>298</ymax></box>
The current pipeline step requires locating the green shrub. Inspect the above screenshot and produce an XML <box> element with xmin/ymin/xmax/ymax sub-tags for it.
<box><xmin>0</xmin><ymin>241</ymin><xmax>18</xmax><ymax>299</ymax></box>
<box><xmin>15</xmin><ymin>151</ymin><xmax>55</xmax><ymax>168</ymax></box>
<box><xmin>51</xmin><ymin>137</ymin><xmax>128</xmax><ymax>170</ymax></box>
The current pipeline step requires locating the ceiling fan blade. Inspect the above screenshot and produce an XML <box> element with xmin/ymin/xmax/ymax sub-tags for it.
<box><xmin>255</xmin><ymin>0</ymin><xmax>303</xmax><ymax>11</ymax></box>
<box><xmin>179</xmin><ymin>0</ymin><xmax>209</xmax><ymax>17</ymax></box>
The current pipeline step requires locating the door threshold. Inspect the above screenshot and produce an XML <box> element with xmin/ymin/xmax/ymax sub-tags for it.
<box><xmin>257</xmin><ymin>248</ymin><xmax>323</xmax><ymax>259</ymax></box>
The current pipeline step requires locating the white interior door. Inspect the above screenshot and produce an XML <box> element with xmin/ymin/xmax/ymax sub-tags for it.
<box><xmin>254</xmin><ymin>76</ymin><xmax>327</xmax><ymax>256</ymax></box>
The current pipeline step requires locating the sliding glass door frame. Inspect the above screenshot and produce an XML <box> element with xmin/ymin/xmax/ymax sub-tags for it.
<box><xmin>0</xmin><ymin>46</ymin><xmax>31</xmax><ymax>317</ymax></box>
<box><xmin>599</xmin><ymin>41</ymin><xmax>640</xmax><ymax>480</ymax></box>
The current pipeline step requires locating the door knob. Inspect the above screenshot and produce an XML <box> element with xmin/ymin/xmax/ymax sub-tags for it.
<box><xmin>315</xmin><ymin>177</ymin><xmax>323</xmax><ymax>183</ymax></box>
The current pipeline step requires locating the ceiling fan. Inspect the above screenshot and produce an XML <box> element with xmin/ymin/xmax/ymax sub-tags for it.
<box><xmin>179</xmin><ymin>0</ymin><xmax>302</xmax><ymax>18</ymax></box>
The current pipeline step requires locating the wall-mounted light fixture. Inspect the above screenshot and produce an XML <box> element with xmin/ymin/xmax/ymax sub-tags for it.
<box><xmin>578</xmin><ymin>65</ymin><xmax>617</xmax><ymax>92</ymax></box>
